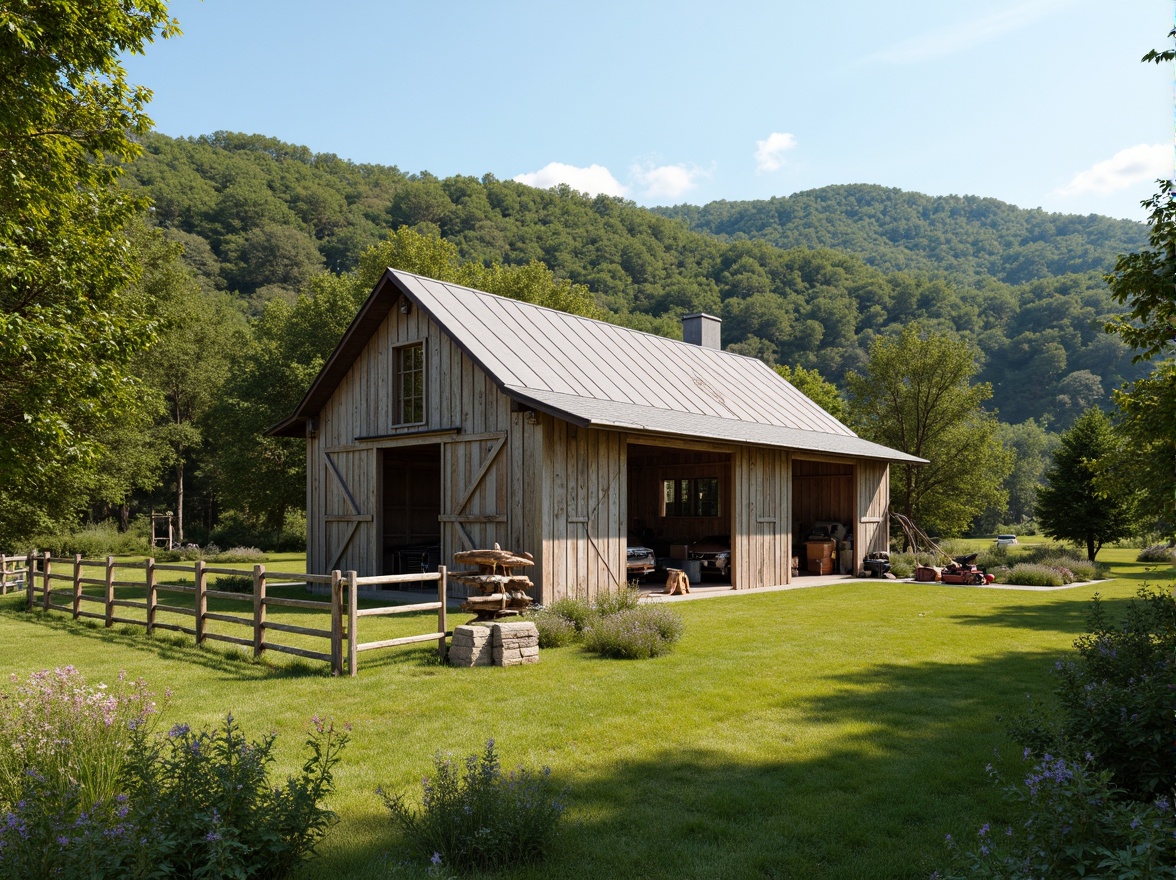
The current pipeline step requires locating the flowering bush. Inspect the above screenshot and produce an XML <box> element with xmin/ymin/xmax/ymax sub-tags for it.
<box><xmin>582</xmin><ymin>604</ymin><xmax>685</xmax><ymax>659</ymax></box>
<box><xmin>940</xmin><ymin>755</ymin><xmax>1176</xmax><ymax>879</ymax></box>
<box><xmin>0</xmin><ymin>668</ymin><xmax>347</xmax><ymax>879</ymax></box>
<box><xmin>0</xmin><ymin>666</ymin><xmax>156</xmax><ymax>810</ymax></box>
<box><xmin>1138</xmin><ymin>544</ymin><xmax>1176</xmax><ymax>564</ymax></box>
<box><xmin>119</xmin><ymin>714</ymin><xmax>348</xmax><ymax>879</ymax></box>
<box><xmin>525</xmin><ymin>587</ymin><xmax>685</xmax><ymax>658</ymax></box>
<box><xmin>1001</xmin><ymin>563</ymin><xmax>1066</xmax><ymax>587</ymax></box>
<box><xmin>525</xmin><ymin>606</ymin><xmax>579</xmax><ymax>648</ymax></box>
<box><xmin>381</xmin><ymin>739</ymin><xmax>565</xmax><ymax>874</ymax></box>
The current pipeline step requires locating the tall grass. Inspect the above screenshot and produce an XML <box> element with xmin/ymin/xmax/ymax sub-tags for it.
<box><xmin>0</xmin><ymin>666</ymin><xmax>156</xmax><ymax>810</ymax></box>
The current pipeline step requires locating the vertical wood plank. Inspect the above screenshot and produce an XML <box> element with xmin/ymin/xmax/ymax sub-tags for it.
<box><xmin>253</xmin><ymin>563</ymin><xmax>266</xmax><ymax>657</ymax></box>
<box><xmin>72</xmin><ymin>554</ymin><xmax>82</xmax><ymax>619</ymax></box>
<box><xmin>330</xmin><ymin>569</ymin><xmax>343</xmax><ymax>676</ymax></box>
<box><xmin>104</xmin><ymin>556</ymin><xmax>114</xmax><ymax>628</ymax></box>
<box><xmin>347</xmin><ymin>570</ymin><xmax>358</xmax><ymax>677</ymax></box>
<box><xmin>437</xmin><ymin>565</ymin><xmax>448</xmax><ymax>662</ymax></box>
<box><xmin>146</xmin><ymin>558</ymin><xmax>157</xmax><ymax>635</ymax></box>
<box><xmin>41</xmin><ymin>551</ymin><xmax>51</xmax><ymax>611</ymax></box>
<box><xmin>195</xmin><ymin>559</ymin><xmax>207</xmax><ymax>644</ymax></box>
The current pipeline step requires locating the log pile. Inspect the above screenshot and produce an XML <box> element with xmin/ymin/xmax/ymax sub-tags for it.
<box><xmin>451</xmin><ymin>544</ymin><xmax>536</xmax><ymax>620</ymax></box>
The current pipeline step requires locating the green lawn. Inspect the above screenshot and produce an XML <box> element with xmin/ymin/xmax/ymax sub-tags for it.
<box><xmin>1</xmin><ymin>548</ymin><xmax>1170</xmax><ymax>879</ymax></box>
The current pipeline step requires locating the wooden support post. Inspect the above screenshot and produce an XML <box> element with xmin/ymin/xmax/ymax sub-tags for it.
<box><xmin>41</xmin><ymin>551</ymin><xmax>51</xmax><ymax>611</ymax></box>
<box><xmin>1</xmin><ymin>556</ymin><xmax>7</xmax><ymax>595</ymax></box>
<box><xmin>104</xmin><ymin>556</ymin><xmax>115</xmax><ymax>628</ymax></box>
<box><xmin>26</xmin><ymin>552</ymin><xmax>35</xmax><ymax>609</ymax></box>
<box><xmin>72</xmin><ymin>554</ymin><xmax>82</xmax><ymax>619</ymax></box>
<box><xmin>329</xmin><ymin>570</ymin><xmax>343</xmax><ymax>676</ymax></box>
<box><xmin>253</xmin><ymin>563</ymin><xmax>266</xmax><ymax>658</ymax></box>
<box><xmin>145</xmin><ymin>558</ymin><xmax>157</xmax><ymax>635</ymax></box>
<box><xmin>437</xmin><ymin>565</ymin><xmax>448</xmax><ymax>662</ymax></box>
<box><xmin>195</xmin><ymin>559</ymin><xmax>208</xmax><ymax>645</ymax></box>
<box><xmin>347</xmin><ymin>570</ymin><xmax>358</xmax><ymax>677</ymax></box>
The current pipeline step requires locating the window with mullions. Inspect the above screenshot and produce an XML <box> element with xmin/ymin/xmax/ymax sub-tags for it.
<box><xmin>662</xmin><ymin>477</ymin><xmax>721</xmax><ymax>518</ymax></box>
<box><xmin>395</xmin><ymin>342</ymin><xmax>425</xmax><ymax>424</ymax></box>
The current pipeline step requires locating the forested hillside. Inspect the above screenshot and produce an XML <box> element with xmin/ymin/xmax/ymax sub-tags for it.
<box><xmin>125</xmin><ymin>132</ymin><xmax>1148</xmax><ymax>432</ymax></box>
<box><xmin>654</xmin><ymin>184</ymin><xmax>1148</xmax><ymax>285</ymax></box>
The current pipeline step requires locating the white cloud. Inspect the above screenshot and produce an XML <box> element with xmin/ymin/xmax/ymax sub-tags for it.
<box><xmin>1055</xmin><ymin>144</ymin><xmax>1171</xmax><ymax>197</ymax></box>
<box><xmin>868</xmin><ymin>0</ymin><xmax>1073</xmax><ymax>64</ymax></box>
<box><xmin>512</xmin><ymin>162</ymin><xmax>628</xmax><ymax>197</ymax></box>
<box><xmin>755</xmin><ymin>132</ymin><xmax>797</xmax><ymax>173</ymax></box>
<box><xmin>630</xmin><ymin>162</ymin><xmax>704</xmax><ymax>200</ymax></box>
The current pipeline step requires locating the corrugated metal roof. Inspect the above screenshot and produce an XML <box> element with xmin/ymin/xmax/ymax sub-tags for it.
<box><xmin>271</xmin><ymin>269</ymin><xmax>927</xmax><ymax>464</ymax></box>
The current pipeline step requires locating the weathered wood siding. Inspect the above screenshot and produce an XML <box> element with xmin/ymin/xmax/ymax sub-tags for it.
<box><xmin>732</xmin><ymin>445</ymin><xmax>790</xmax><ymax>589</ymax></box>
<box><xmin>308</xmin><ymin>302</ymin><xmax>535</xmax><ymax>584</ymax></box>
<box><xmin>540</xmin><ymin>417</ymin><xmax>626</xmax><ymax>602</ymax></box>
<box><xmin>856</xmin><ymin>459</ymin><xmax>890</xmax><ymax>566</ymax></box>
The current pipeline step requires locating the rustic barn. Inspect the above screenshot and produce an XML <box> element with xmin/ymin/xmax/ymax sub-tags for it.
<box><xmin>270</xmin><ymin>269</ymin><xmax>924</xmax><ymax>601</ymax></box>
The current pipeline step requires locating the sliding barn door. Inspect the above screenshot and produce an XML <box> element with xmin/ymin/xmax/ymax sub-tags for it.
<box><xmin>441</xmin><ymin>433</ymin><xmax>508</xmax><ymax>558</ymax></box>
<box><xmin>323</xmin><ymin>449</ymin><xmax>376</xmax><ymax>573</ymax></box>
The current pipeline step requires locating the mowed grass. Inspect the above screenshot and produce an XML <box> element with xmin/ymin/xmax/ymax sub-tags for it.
<box><xmin>0</xmin><ymin>547</ymin><xmax>1169</xmax><ymax>879</ymax></box>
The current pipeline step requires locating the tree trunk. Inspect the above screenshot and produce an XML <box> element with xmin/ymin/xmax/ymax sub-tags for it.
<box><xmin>119</xmin><ymin>503</ymin><xmax>130</xmax><ymax>533</ymax></box>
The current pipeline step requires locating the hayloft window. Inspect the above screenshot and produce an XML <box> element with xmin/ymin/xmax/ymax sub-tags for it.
<box><xmin>395</xmin><ymin>342</ymin><xmax>425</xmax><ymax>424</ymax></box>
<box><xmin>663</xmin><ymin>477</ymin><xmax>720</xmax><ymax>518</ymax></box>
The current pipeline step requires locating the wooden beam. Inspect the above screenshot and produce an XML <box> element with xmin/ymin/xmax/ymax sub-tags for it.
<box><xmin>324</xmin><ymin>452</ymin><xmax>362</xmax><ymax>515</ymax></box>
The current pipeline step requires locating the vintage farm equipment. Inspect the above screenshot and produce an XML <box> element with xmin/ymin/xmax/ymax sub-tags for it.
<box><xmin>892</xmin><ymin>513</ymin><xmax>992</xmax><ymax>585</ymax></box>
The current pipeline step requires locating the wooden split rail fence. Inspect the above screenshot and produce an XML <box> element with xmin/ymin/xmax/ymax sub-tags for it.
<box><xmin>1</xmin><ymin>553</ymin><xmax>448</xmax><ymax>677</ymax></box>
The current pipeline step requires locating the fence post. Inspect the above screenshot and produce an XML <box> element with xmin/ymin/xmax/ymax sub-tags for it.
<box><xmin>1</xmin><ymin>555</ymin><xmax>7</xmax><ymax>595</ymax></box>
<box><xmin>41</xmin><ymin>551</ymin><xmax>51</xmax><ymax>612</ymax></box>
<box><xmin>145</xmin><ymin>558</ymin><xmax>157</xmax><ymax>636</ymax></box>
<box><xmin>253</xmin><ymin>564</ymin><xmax>266</xmax><ymax>658</ymax></box>
<box><xmin>347</xmin><ymin>570</ymin><xmax>358</xmax><ymax>677</ymax></box>
<box><xmin>195</xmin><ymin>560</ymin><xmax>207</xmax><ymax>645</ymax></box>
<box><xmin>72</xmin><ymin>554</ymin><xmax>82</xmax><ymax>619</ymax></box>
<box><xmin>104</xmin><ymin>556</ymin><xmax>114</xmax><ymax>627</ymax></box>
<box><xmin>26</xmin><ymin>552</ymin><xmax>35</xmax><ymax>609</ymax></box>
<box><xmin>329</xmin><ymin>570</ymin><xmax>343</xmax><ymax>676</ymax></box>
<box><xmin>437</xmin><ymin>565</ymin><xmax>448</xmax><ymax>662</ymax></box>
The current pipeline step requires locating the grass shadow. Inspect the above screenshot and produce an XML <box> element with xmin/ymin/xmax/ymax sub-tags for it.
<box><xmin>0</xmin><ymin>604</ymin><xmax>331</xmax><ymax>680</ymax></box>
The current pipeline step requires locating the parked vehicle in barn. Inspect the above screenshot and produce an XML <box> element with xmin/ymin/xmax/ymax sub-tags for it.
<box><xmin>689</xmin><ymin>535</ymin><xmax>731</xmax><ymax>579</ymax></box>
<box><xmin>626</xmin><ymin>544</ymin><xmax>657</xmax><ymax>580</ymax></box>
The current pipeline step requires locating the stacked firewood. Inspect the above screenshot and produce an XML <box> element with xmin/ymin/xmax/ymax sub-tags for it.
<box><xmin>451</xmin><ymin>544</ymin><xmax>535</xmax><ymax>620</ymax></box>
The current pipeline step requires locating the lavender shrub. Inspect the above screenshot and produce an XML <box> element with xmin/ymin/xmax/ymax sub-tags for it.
<box><xmin>582</xmin><ymin>604</ymin><xmax>684</xmax><ymax>659</ymax></box>
<box><xmin>381</xmin><ymin>739</ymin><xmax>566</xmax><ymax>873</ymax></box>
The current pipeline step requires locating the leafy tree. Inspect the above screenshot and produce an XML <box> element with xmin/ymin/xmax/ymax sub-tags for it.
<box><xmin>0</xmin><ymin>1</ymin><xmax>178</xmax><ymax>546</ymax></box>
<box><xmin>1104</xmin><ymin>179</ymin><xmax>1176</xmax><ymax>361</ymax></box>
<box><xmin>845</xmin><ymin>324</ymin><xmax>1012</xmax><ymax>540</ymax></box>
<box><xmin>1036</xmin><ymin>408</ymin><xmax>1138</xmax><ymax>561</ymax></box>
<box><xmin>135</xmin><ymin>229</ymin><xmax>247</xmax><ymax>542</ymax></box>
<box><xmin>1108</xmin><ymin>363</ymin><xmax>1175</xmax><ymax>536</ymax></box>
<box><xmin>994</xmin><ymin>419</ymin><xmax>1057</xmax><ymax>524</ymax></box>
<box><xmin>773</xmin><ymin>364</ymin><xmax>846</xmax><ymax>422</ymax></box>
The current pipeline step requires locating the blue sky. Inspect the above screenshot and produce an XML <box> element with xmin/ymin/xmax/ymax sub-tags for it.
<box><xmin>123</xmin><ymin>0</ymin><xmax>1175</xmax><ymax>220</ymax></box>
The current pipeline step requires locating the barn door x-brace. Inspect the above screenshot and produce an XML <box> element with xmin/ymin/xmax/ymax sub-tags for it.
<box><xmin>440</xmin><ymin>433</ymin><xmax>507</xmax><ymax>551</ymax></box>
<box><xmin>324</xmin><ymin>451</ymin><xmax>373</xmax><ymax>571</ymax></box>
